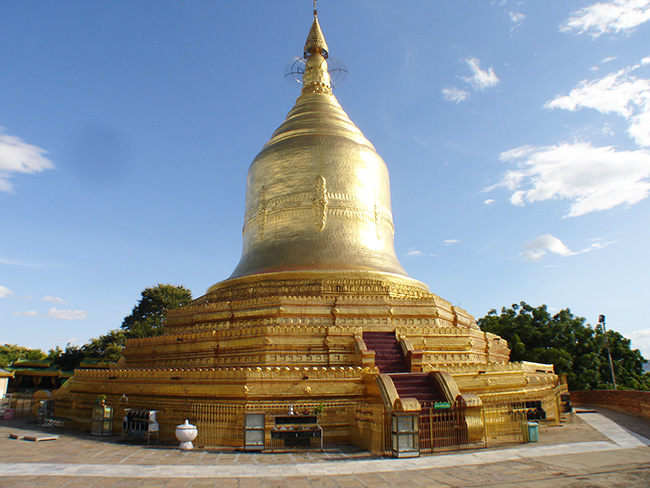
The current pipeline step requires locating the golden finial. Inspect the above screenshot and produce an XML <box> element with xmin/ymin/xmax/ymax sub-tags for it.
<box><xmin>301</xmin><ymin>5</ymin><xmax>331</xmax><ymax>95</ymax></box>
<box><xmin>304</xmin><ymin>2</ymin><xmax>328</xmax><ymax>58</ymax></box>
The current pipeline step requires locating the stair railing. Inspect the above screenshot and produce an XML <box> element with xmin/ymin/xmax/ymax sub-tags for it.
<box><xmin>398</xmin><ymin>337</ymin><xmax>424</xmax><ymax>372</ymax></box>
<box><xmin>353</xmin><ymin>335</ymin><xmax>375</xmax><ymax>368</ymax></box>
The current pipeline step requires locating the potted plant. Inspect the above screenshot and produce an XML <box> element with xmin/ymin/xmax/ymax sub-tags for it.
<box><xmin>313</xmin><ymin>403</ymin><xmax>324</xmax><ymax>418</ymax></box>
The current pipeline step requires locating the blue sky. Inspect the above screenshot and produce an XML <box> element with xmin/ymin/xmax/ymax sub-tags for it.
<box><xmin>1</xmin><ymin>1</ymin><xmax>650</xmax><ymax>359</ymax></box>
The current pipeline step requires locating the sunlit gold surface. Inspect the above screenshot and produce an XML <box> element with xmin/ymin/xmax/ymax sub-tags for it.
<box><xmin>54</xmin><ymin>11</ymin><xmax>561</xmax><ymax>449</ymax></box>
<box><xmin>229</xmin><ymin>15</ymin><xmax>406</xmax><ymax>280</ymax></box>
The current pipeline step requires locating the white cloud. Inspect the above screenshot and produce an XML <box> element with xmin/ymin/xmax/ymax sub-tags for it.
<box><xmin>462</xmin><ymin>58</ymin><xmax>500</xmax><ymax>91</ymax></box>
<box><xmin>628</xmin><ymin>328</ymin><xmax>650</xmax><ymax>342</ymax></box>
<box><xmin>591</xmin><ymin>56</ymin><xmax>617</xmax><ymax>72</ymax></box>
<box><xmin>490</xmin><ymin>142</ymin><xmax>650</xmax><ymax>217</ymax></box>
<box><xmin>0</xmin><ymin>129</ymin><xmax>54</xmax><ymax>192</ymax></box>
<box><xmin>13</xmin><ymin>305</ymin><xmax>88</xmax><ymax>319</ymax></box>
<box><xmin>43</xmin><ymin>296</ymin><xmax>67</xmax><ymax>304</ymax></box>
<box><xmin>483</xmin><ymin>199</ymin><xmax>496</xmax><ymax>205</ymax></box>
<box><xmin>406</xmin><ymin>248</ymin><xmax>422</xmax><ymax>256</ymax></box>
<box><xmin>0</xmin><ymin>286</ymin><xmax>14</xmax><ymax>298</ymax></box>
<box><xmin>626</xmin><ymin>328</ymin><xmax>650</xmax><ymax>354</ymax></box>
<box><xmin>443</xmin><ymin>239</ymin><xmax>460</xmax><ymax>246</ymax></box>
<box><xmin>561</xmin><ymin>0</ymin><xmax>650</xmax><ymax>38</ymax></box>
<box><xmin>545</xmin><ymin>58</ymin><xmax>650</xmax><ymax>147</ymax></box>
<box><xmin>13</xmin><ymin>310</ymin><xmax>39</xmax><ymax>317</ymax></box>
<box><xmin>509</xmin><ymin>11</ymin><xmax>526</xmax><ymax>29</ymax></box>
<box><xmin>47</xmin><ymin>308</ymin><xmax>87</xmax><ymax>320</ymax></box>
<box><xmin>523</xmin><ymin>234</ymin><xmax>575</xmax><ymax>261</ymax></box>
<box><xmin>522</xmin><ymin>233</ymin><xmax>614</xmax><ymax>261</ymax></box>
<box><xmin>442</xmin><ymin>86</ymin><xmax>470</xmax><ymax>103</ymax></box>
<box><xmin>0</xmin><ymin>257</ymin><xmax>51</xmax><ymax>268</ymax></box>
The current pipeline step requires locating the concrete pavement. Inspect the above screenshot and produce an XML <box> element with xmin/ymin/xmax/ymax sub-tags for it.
<box><xmin>0</xmin><ymin>407</ymin><xmax>649</xmax><ymax>487</ymax></box>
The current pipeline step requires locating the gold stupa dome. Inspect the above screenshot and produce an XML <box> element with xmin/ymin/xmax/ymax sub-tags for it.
<box><xmin>224</xmin><ymin>9</ymin><xmax>426</xmax><ymax>292</ymax></box>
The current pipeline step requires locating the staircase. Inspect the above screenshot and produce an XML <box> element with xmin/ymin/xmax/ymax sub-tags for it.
<box><xmin>389</xmin><ymin>373</ymin><xmax>446</xmax><ymax>406</ymax></box>
<box><xmin>362</xmin><ymin>331</ymin><xmax>408</xmax><ymax>373</ymax></box>
<box><xmin>363</xmin><ymin>332</ymin><xmax>448</xmax><ymax>407</ymax></box>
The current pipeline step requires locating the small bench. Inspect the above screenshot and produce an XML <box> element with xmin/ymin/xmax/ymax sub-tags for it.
<box><xmin>270</xmin><ymin>415</ymin><xmax>323</xmax><ymax>451</ymax></box>
<box><xmin>122</xmin><ymin>409</ymin><xmax>159</xmax><ymax>444</ymax></box>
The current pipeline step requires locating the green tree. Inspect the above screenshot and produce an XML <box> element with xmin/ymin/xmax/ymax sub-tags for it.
<box><xmin>0</xmin><ymin>344</ymin><xmax>46</xmax><ymax>368</ymax></box>
<box><xmin>59</xmin><ymin>345</ymin><xmax>82</xmax><ymax>371</ymax></box>
<box><xmin>479</xmin><ymin>302</ymin><xmax>650</xmax><ymax>391</ymax></box>
<box><xmin>81</xmin><ymin>329</ymin><xmax>126</xmax><ymax>362</ymax></box>
<box><xmin>121</xmin><ymin>284</ymin><xmax>193</xmax><ymax>338</ymax></box>
<box><xmin>46</xmin><ymin>329</ymin><xmax>127</xmax><ymax>372</ymax></box>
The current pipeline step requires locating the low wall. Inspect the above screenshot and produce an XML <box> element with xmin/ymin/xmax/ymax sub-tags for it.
<box><xmin>571</xmin><ymin>390</ymin><xmax>650</xmax><ymax>420</ymax></box>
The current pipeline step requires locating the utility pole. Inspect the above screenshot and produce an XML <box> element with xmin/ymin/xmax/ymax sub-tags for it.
<box><xmin>599</xmin><ymin>314</ymin><xmax>617</xmax><ymax>390</ymax></box>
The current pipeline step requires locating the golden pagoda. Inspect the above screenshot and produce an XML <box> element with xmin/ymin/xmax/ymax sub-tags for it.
<box><xmin>55</xmin><ymin>7</ymin><xmax>561</xmax><ymax>453</ymax></box>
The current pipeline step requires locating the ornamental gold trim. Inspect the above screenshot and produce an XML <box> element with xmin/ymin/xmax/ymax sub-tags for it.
<box><xmin>313</xmin><ymin>175</ymin><xmax>329</xmax><ymax>232</ymax></box>
<box><xmin>257</xmin><ymin>187</ymin><xmax>267</xmax><ymax>241</ymax></box>
<box><xmin>242</xmin><ymin>190</ymin><xmax>395</xmax><ymax>236</ymax></box>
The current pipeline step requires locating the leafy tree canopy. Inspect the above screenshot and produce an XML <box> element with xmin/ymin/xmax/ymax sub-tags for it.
<box><xmin>0</xmin><ymin>344</ymin><xmax>46</xmax><ymax>369</ymax></box>
<box><xmin>47</xmin><ymin>344</ymin><xmax>85</xmax><ymax>372</ymax></box>
<box><xmin>82</xmin><ymin>328</ymin><xmax>126</xmax><ymax>362</ymax></box>
<box><xmin>121</xmin><ymin>284</ymin><xmax>193</xmax><ymax>339</ymax></box>
<box><xmin>479</xmin><ymin>302</ymin><xmax>650</xmax><ymax>391</ymax></box>
<box><xmin>45</xmin><ymin>329</ymin><xmax>127</xmax><ymax>372</ymax></box>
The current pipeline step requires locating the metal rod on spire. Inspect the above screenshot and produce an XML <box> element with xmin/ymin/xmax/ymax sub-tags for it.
<box><xmin>313</xmin><ymin>0</ymin><xmax>318</xmax><ymax>17</ymax></box>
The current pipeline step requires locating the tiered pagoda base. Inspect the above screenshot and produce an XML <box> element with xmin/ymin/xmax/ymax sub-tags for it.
<box><xmin>54</xmin><ymin>271</ymin><xmax>561</xmax><ymax>451</ymax></box>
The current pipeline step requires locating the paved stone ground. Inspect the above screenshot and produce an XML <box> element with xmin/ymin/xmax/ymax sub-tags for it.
<box><xmin>0</xmin><ymin>407</ymin><xmax>649</xmax><ymax>487</ymax></box>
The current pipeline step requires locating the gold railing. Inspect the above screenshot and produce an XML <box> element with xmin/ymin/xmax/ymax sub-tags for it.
<box><xmin>419</xmin><ymin>394</ymin><xmax>550</xmax><ymax>453</ymax></box>
<box><xmin>109</xmin><ymin>399</ymin><xmax>245</xmax><ymax>446</ymax></box>
<box><xmin>109</xmin><ymin>399</ymin><xmax>364</xmax><ymax>448</ymax></box>
<box><xmin>49</xmin><ymin>394</ymin><xmax>548</xmax><ymax>454</ymax></box>
<box><xmin>482</xmin><ymin>397</ymin><xmax>527</xmax><ymax>447</ymax></box>
<box><xmin>419</xmin><ymin>404</ymin><xmax>481</xmax><ymax>453</ymax></box>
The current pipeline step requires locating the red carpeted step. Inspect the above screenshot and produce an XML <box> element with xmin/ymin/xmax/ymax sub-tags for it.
<box><xmin>364</xmin><ymin>333</ymin><xmax>448</xmax><ymax>404</ymax></box>
<box><xmin>363</xmin><ymin>331</ymin><xmax>409</xmax><ymax>373</ymax></box>
<box><xmin>389</xmin><ymin>373</ymin><xmax>446</xmax><ymax>404</ymax></box>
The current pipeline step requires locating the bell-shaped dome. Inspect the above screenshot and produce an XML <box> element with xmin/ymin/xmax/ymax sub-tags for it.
<box><xmin>227</xmin><ymin>13</ymin><xmax>414</xmax><ymax>285</ymax></box>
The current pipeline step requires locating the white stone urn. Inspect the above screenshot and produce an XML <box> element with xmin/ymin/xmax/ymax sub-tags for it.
<box><xmin>175</xmin><ymin>420</ymin><xmax>198</xmax><ymax>450</ymax></box>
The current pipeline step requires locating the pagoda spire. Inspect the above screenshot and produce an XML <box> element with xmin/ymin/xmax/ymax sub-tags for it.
<box><xmin>304</xmin><ymin>2</ymin><xmax>329</xmax><ymax>58</ymax></box>
<box><xmin>226</xmin><ymin>0</ymin><xmax>415</xmax><ymax>284</ymax></box>
<box><xmin>302</xmin><ymin>2</ymin><xmax>331</xmax><ymax>94</ymax></box>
